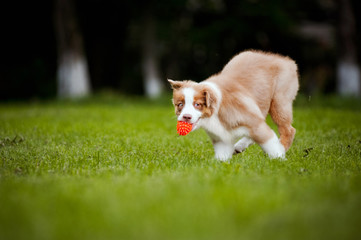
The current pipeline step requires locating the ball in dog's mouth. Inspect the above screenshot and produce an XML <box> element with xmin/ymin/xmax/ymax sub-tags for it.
<box><xmin>177</xmin><ymin>121</ymin><xmax>193</xmax><ymax>136</ymax></box>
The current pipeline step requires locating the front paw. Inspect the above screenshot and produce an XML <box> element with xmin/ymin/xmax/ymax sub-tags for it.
<box><xmin>213</xmin><ymin>142</ymin><xmax>234</xmax><ymax>161</ymax></box>
<box><xmin>234</xmin><ymin>137</ymin><xmax>254</xmax><ymax>153</ymax></box>
<box><xmin>215</xmin><ymin>152</ymin><xmax>232</xmax><ymax>161</ymax></box>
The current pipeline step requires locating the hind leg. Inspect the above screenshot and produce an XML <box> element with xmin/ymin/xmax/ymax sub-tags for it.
<box><xmin>269</xmin><ymin>100</ymin><xmax>296</xmax><ymax>151</ymax></box>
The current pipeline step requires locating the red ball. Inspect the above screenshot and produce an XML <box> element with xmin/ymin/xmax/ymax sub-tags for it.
<box><xmin>177</xmin><ymin>121</ymin><xmax>193</xmax><ymax>136</ymax></box>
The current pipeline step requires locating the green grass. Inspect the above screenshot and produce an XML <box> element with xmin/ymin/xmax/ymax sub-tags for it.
<box><xmin>1</xmin><ymin>95</ymin><xmax>361</xmax><ymax>240</ymax></box>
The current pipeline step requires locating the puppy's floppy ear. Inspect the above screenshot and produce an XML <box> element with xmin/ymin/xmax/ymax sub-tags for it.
<box><xmin>203</xmin><ymin>87</ymin><xmax>216</xmax><ymax>108</ymax></box>
<box><xmin>168</xmin><ymin>79</ymin><xmax>183</xmax><ymax>90</ymax></box>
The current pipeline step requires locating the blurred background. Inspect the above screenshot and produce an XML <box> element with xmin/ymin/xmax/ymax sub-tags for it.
<box><xmin>1</xmin><ymin>0</ymin><xmax>360</xmax><ymax>100</ymax></box>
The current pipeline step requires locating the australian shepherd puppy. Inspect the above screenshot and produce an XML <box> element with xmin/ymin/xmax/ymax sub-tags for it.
<box><xmin>169</xmin><ymin>50</ymin><xmax>299</xmax><ymax>161</ymax></box>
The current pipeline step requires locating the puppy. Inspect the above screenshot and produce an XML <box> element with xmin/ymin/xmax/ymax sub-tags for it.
<box><xmin>169</xmin><ymin>50</ymin><xmax>299</xmax><ymax>161</ymax></box>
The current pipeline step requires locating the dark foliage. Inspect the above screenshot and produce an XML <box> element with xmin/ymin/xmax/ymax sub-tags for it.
<box><xmin>1</xmin><ymin>0</ymin><xmax>360</xmax><ymax>100</ymax></box>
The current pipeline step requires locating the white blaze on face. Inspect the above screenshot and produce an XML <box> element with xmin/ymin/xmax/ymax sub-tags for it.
<box><xmin>178</xmin><ymin>87</ymin><xmax>202</xmax><ymax>124</ymax></box>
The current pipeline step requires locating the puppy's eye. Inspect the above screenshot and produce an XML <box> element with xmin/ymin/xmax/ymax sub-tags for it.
<box><xmin>177</xmin><ymin>103</ymin><xmax>183</xmax><ymax>107</ymax></box>
<box><xmin>194</xmin><ymin>103</ymin><xmax>202</xmax><ymax>109</ymax></box>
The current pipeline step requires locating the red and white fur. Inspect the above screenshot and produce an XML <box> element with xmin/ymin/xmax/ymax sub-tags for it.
<box><xmin>169</xmin><ymin>50</ymin><xmax>299</xmax><ymax>161</ymax></box>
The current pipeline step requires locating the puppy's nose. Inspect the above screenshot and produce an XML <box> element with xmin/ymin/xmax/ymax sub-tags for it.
<box><xmin>182</xmin><ymin>114</ymin><xmax>192</xmax><ymax>122</ymax></box>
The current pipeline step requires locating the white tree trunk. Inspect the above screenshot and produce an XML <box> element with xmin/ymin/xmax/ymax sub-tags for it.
<box><xmin>57</xmin><ymin>51</ymin><xmax>90</xmax><ymax>98</ymax></box>
<box><xmin>337</xmin><ymin>60</ymin><xmax>360</xmax><ymax>96</ymax></box>
<box><xmin>142</xmin><ymin>14</ymin><xmax>163</xmax><ymax>98</ymax></box>
<box><xmin>54</xmin><ymin>0</ymin><xmax>91</xmax><ymax>99</ymax></box>
<box><xmin>143</xmin><ymin>53</ymin><xmax>163</xmax><ymax>98</ymax></box>
<box><xmin>337</xmin><ymin>0</ymin><xmax>360</xmax><ymax>96</ymax></box>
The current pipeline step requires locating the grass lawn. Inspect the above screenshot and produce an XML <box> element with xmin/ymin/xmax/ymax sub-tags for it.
<box><xmin>1</xmin><ymin>94</ymin><xmax>361</xmax><ymax>240</ymax></box>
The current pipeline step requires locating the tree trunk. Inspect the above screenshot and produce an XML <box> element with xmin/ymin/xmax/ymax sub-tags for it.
<box><xmin>142</xmin><ymin>14</ymin><xmax>163</xmax><ymax>98</ymax></box>
<box><xmin>54</xmin><ymin>0</ymin><xmax>91</xmax><ymax>98</ymax></box>
<box><xmin>337</xmin><ymin>0</ymin><xmax>360</xmax><ymax>96</ymax></box>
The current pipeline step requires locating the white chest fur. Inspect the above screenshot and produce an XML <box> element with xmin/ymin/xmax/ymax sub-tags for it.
<box><xmin>199</xmin><ymin>115</ymin><xmax>249</xmax><ymax>144</ymax></box>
